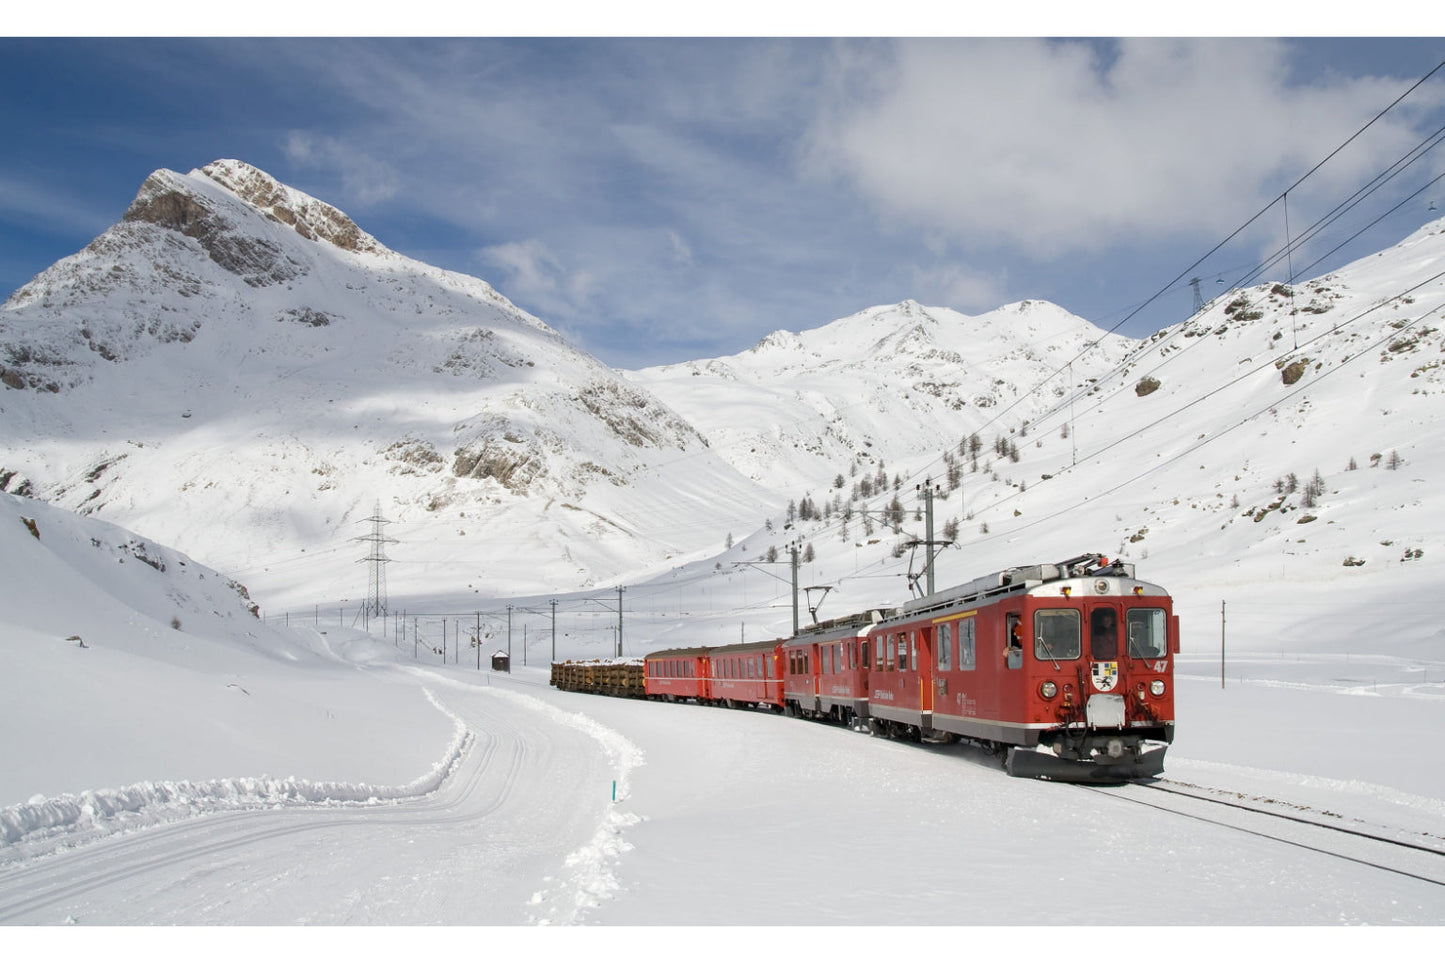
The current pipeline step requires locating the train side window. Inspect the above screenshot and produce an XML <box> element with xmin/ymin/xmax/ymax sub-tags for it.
<box><xmin>961</xmin><ymin>618</ymin><xmax>976</xmax><ymax>670</ymax></box>
<box><xmin>1035</xmin><ymin>609</ymin><xmax>1082</xmax><ymax>661</ymax></box>
<box><xmin>1127</xmin><ymin>608</ymin><xmax>1167</xmax><ymax>658</ymax></box>
<box><xmin>1005</xmin><ymin>614</ymin><xmax>1023</xmax><ymax>669</ymax></box>
<box><xmin>937</xmin><ymin>622</ymin><xmax>952</xmax><ymax>670</ymax></box>
<box><xmin>897</xmin><ymin>633</ymin><xmax>909</xmax><ymax>671</ymax></box>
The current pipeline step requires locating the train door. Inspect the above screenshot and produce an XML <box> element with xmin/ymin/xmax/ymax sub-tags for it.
<box><xmin>918</xmin><ymin>625</ymin><xmax>935</xmax><ymax>715</ymax></box>
<box><xmin>979</xmin><ymin>608</ymin><xmax>1023</xmax><ymax>727</ymax></box>
<box><xmin>1088</xmin><ymin>603</ymin><xmax>1122</xmax><ymax>698</ymax></box>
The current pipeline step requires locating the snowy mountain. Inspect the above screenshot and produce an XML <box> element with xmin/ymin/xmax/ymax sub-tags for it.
<box><xmin>628</xmin><ymin>297</ymin><xmax>1133</xmax><ymax>494</ymax></box>
<box><xmin>0</xmin><ymin>161</ymin><xmax>768</xmax><ymax>607</ymax></box>
<box><xmin>625</xmin><ymin>216</ymin><xmax>1445</xmax><ymax>659</ymax></box>
<box><xmin>5</xmin><ymin>158</ymin><xmax>1445</xmax><ymax>653</ymax></box>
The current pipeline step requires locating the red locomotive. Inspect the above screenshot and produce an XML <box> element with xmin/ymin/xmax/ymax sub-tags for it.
<box><xmin>569</xmin><ymin>554</ymin><xmax>1177</xmax><ymax>783</ymax></box>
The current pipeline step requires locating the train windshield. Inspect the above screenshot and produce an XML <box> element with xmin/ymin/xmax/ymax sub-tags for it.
<box><xmin>1127</xmin><ymin>608</ymin><xmax>1168</xmax><ymax>658</ymax></box>
<box><xmin>1034</xmin><ymin>609</ymin><xmax>1081</xmax><ymax>660</ymax></box>
<box><xmin>1090</xmin><ymin>607</ymin><xmax>1119</xmax><ymax>660</ymax></box>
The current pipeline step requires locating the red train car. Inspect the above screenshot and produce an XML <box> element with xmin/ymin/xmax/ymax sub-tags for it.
<box><xmin>782</xmin><ymin>611</ymin><xmax>879</xmax><ymax>727</ymax></box>
<box><xmin>704</xmin><ymin>638</ymin><xmax>785</xmax><ymax>710</ymax></box>
<box><xmin>561</xmin><ymin>553</ymin><xmax>1177</xmax><ymax>783</ymax></box>
<box><xmin>865</xmin><ymin>553</ymin><xmax>1176</xmax><ymax>781</ymax></box>
<box><xmin>644</xmin><ymin>647</ymin><xmax>711</xmax><ymax>703</ymax></box>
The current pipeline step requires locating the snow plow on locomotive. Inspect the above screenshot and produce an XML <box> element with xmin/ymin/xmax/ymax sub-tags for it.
<box><xmin>552</xmin><ymin>554</ymin><xmax>1177</xmax><ymax>783</ymax></box>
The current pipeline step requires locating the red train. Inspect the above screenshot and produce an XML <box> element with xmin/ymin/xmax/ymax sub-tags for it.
<box><xmin>561</xmin><ymin>553</ymin><xmax>1178</xmax><ymax>783</ymax></box>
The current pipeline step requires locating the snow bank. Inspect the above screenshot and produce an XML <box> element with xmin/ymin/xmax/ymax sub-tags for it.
<box><xmin>0</xmin><ymin>688</ymin><xmax>470</xmax><ymax>863</ymax></box>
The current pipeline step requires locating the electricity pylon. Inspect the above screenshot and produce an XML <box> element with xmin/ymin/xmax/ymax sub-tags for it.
<box><xmin>356</xmin><ymin>501</ymin><xmax>398</xmax><ymax>623</ymax></box>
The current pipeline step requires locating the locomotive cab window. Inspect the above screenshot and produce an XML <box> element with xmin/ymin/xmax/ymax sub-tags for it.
<box><xmin>960</xmin><ymin>618</ymin><xmax>976</xmax><ymax>670</ymax></box>
<box><xmin>1126</xmin><ymin>608</ymin><xmax>1168</xmax><ymax>659</ymax></box>
<box><xmin>1034</xmin><ymin>609</ymin><xmax>1081</xmax><ymax>661</ymax></box>
<box><xmin>937</xmin><ymin>622</ymin><xmax>952</xmax><ymax>671</ymax></box>
<box><xmin>1090</xmin><ymin>607</ymin><xmax>1120</xmax><ymax>661</ymax></box>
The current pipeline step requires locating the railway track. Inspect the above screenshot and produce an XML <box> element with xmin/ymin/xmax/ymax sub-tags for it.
<box><xmin>1082</xmin><ymin>778</ymin><xmax>1445</xmax><ymax>889</ymax></box>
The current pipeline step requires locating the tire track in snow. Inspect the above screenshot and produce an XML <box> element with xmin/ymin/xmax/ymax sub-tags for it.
<box><xmin>479</xmin><ymin>687</ymin><xmax>646</xmax><ymax>924</ymax></box>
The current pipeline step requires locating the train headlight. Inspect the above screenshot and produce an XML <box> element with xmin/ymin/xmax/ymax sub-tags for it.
<box><xmin>1040</xmin><ymin>681</ymin><xmax>1058</xmax><ymax>699</ymax></box>
<box><xmin>1150</xmin><ymin>679</ymin><xmax>1166</xmax><ymax>697</ymax></box>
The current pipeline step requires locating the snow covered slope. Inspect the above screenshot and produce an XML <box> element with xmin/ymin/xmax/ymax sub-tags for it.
<box><xmin>628</xmin><ymin>298</ymin><xmax>1132</xmax><ymax>493</ymax></box>
<box><xmin>0</xmin><ymin>161</ymin><xmax>768</xmax><ymax>607</ymax></box>
<box><xmin>0</xmin><ymin>491</ymin><xmax>453</xmax><ymax>810</ymax></box>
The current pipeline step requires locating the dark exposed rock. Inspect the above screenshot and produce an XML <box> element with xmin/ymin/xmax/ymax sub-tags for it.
<box><xmin>199</xmin><ymin>160</ymin><xmax>385</xmax><ymax>256</ymax></box>
<box><xmin>452</xmin><ymin>442</ymin><xmax>544</xmax><ymax>493</ymax></box>
<box><xmin>1280</xmin><ymin>359</ymin><xmax>1309</xmax><ymax>385</ymax></box>
<box><xmin>122</xmin><ymin>172</ymin><xmax>304</xmax><ymax>287</ymax></box>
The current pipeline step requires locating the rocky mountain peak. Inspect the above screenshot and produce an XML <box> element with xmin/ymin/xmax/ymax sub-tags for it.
<box><xmin>196</xmin><ymin>160</ymin><xmax>387</xmax><ymax>256</ymax></box>
<box><xmin>119</xmin><ymin>161</ymin><xmax>386</xmax><ymax>286</ymax></box>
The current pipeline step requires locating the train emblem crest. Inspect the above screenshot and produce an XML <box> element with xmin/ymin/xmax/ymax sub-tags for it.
<box><xmin>1091</xmin><ymin>661</ymin><xmax>1119</xmax><ymax>692</ymax></box>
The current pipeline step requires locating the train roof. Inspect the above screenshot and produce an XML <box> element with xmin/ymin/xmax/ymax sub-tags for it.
<box><xmin>892</xmin><ymin>553</ymin><xmax>1160</xmax><ymax>622</ymax></box>
<box><xmin>785</xmin><ymin>609</ymin><xmax>886</xmax><ymax>644</ymax></box>
<box><xmin>643</xmin><ymin>646</ymin><xmax>711</xmax><ymax>659</ymax></box>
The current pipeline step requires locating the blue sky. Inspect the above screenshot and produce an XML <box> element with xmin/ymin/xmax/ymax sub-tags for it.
<box><xmin>3</xmin><ymin>34</ymin><xmax>1445</xmax><ymax>367</ymax></box>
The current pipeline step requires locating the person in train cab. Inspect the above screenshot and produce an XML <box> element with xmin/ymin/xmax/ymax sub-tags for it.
<box><xmin>1004</xmin><ymin>617</ymin><xmax>1023</xmax><ymax>666</ymax></box>
<box><xmin>1091</xmin><ymin>608</ymin><xmax>1119</xmax><ymax>660</ymax></box>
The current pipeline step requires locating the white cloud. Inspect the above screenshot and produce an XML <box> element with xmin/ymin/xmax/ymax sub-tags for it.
<box><xmin>283</xmin><ymin>131</ymin><xmax>400</xmax><ymax>207</ymax></box>
<box><xmin>807</xmin><ymin>39</ymin><xmax>1430</xmax><ymax>259</ymax></box>
<box><xmin>0</xmin><ymin>173</ymin><xmax>116</xmax><ymax>237</ymax></box>
<box><xmin>906</xmin><ymin>263</ymin><xmax>1009</xmax><ymax>314</ymax></box>
<box><xmin>478</xmin><ymin>238</ymin><xmax>564</xmax><ymax>300</ymax></box>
